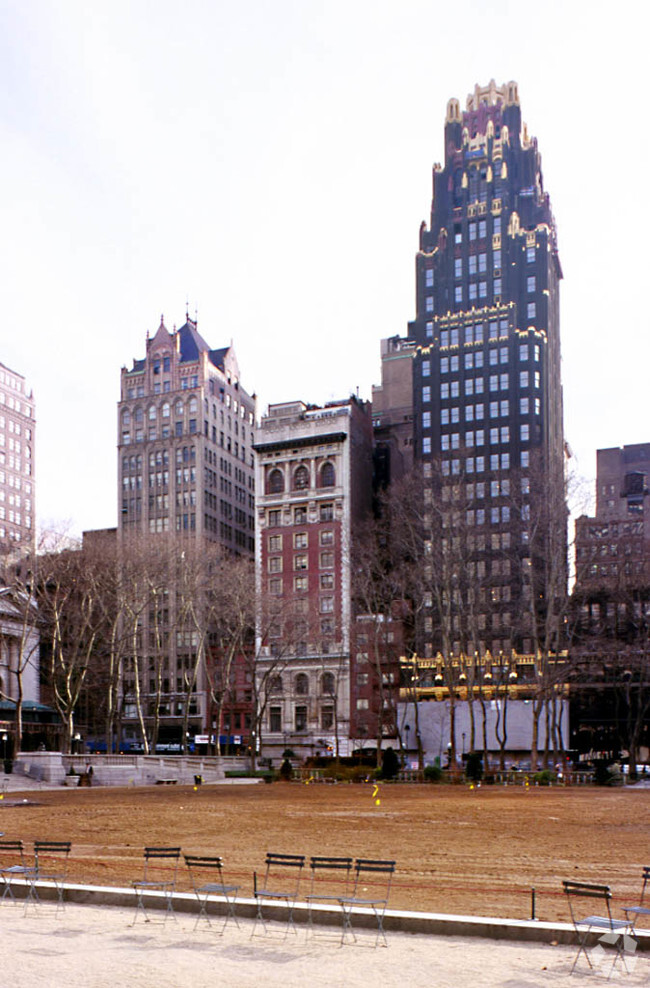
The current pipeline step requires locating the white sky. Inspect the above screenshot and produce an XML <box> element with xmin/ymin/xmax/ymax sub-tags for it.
<box><xmin>0</xmin><ymin>0</ymin><xmax>646</xmax><ymax>534</ymax></box>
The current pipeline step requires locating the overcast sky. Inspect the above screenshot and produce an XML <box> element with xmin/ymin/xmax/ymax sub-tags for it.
<box><xmin>0</xmin><ymin>0</ymin><xmax>646</xmax><ymax>535</ymax></box>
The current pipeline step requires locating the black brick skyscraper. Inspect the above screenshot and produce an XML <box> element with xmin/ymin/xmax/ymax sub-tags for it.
<box><xmin>409</xmin><ymin>80</ymin><xmax>566</xmax><ymax>662</ymax></box>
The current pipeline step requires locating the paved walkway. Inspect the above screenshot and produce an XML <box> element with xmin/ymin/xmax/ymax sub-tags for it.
<box><xmin>3</xmin><ymin>899</ymin><xmax>648</xmax><ymax>988</ymax></box>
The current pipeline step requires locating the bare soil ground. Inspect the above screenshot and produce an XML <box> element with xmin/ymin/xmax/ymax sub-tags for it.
<box><xmin>1</xmin><ymin>781</ymin><xmax>647</xmax><ymax>923</ymax></box>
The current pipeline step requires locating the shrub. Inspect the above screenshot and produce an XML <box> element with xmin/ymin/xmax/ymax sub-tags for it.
<box><xmin>423</xmin><ymin>764</ymin><xmax>444</xmax><ymax>783</ymax></box>
<box><xmin>533</xmin><ymin>769</ymin><xmax>555</xmax><ymax>786</ymax></box>
<box><xmin>279</xmin><ymin>758</ymin><xmax>293</xmax><ymax>781</ymax></box>
<box><xmin>380</xmin><ymin>747</ymin><xmax>400</xmax><ymax>780</ymax></box>
<box><xmin>465</xmin><ymin>751</ymin><xmax>483</xmax><ymax>782</ymax></box>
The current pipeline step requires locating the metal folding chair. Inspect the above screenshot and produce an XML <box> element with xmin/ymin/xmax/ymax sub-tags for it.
<box><xmin>29</xmin><ymin>841</ymin><xmax>72</xmax><ymax>912</ymax></box>
<box><xmin>562</xmin><ymin>880</ymin><xmax>631</xmax><ymax>977</ymax></box>
<box><xmin>132</xmin><ymin>846</ymin><xmax>181</xmax><ymax>924</ymax></box>
<box><xmin>183</xmin><ymin>854</ymin><xmax>240</xmax><ymax>931</ymax></box>
<box><xmin>305</xmin><ymin>856</ymin><xmax>353</xmax><ymax>938</ymax></box>
<box><xmin>0</xmin><ymin>840</ymin><xmax>34</xmax><ymax>904</ymax></box>
<box><xmin>338</xmin><ymin>859</ymin><xmax>396</xmax><ymax>947</ymax></box>
<box><xmin>252</xmin><ymin>852</ymin><xmax>305</xmax><ymax>938</ymax></box>
<box><xmin>623</xmin><ymin>865</ymin><xmax>650</xmax><ymax>931</ymax></box>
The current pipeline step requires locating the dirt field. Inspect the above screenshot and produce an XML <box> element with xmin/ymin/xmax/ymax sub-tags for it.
<box><xmin>1</xmin><ymin>781</ymin><xmax>647</xmax><ymax>923</ymax></box>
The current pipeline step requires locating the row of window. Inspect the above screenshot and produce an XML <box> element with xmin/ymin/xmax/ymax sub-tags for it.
<box><xmin>432</xmin><ymin>451</ymin><xmax>532</xmax><ymax>472</ymax></box>
<box><xmin>269</xmin><ymin>572</ymin><xmax>335</xmax><ymax>593</ymax></box>
<box><xmin>268</xmin><ymin>530</ymin><xmax>334</xmax><ymax>551</ymax></box>
<box><xmin>266</xmin><ymin>462</ymin><xmax>335</xmax><ymax>495</ymax></box>
<box><xmin>267</xmin><ymin>504</ymin><xmax>334</xmax><ymax>527</ymax></box>
<box><xmin>438</xmin><ymin>371</ymin><xmax>540</xmax><ymax>399</ymax></box>
<box><xmin>268</xmin><ymin>705</ymin><xmax>335</xmax><ymax>733</ymax></box>
<box><xmin>268</xmin><ymin>551</ymin><xmax>335</xmax><ymax>573</ymax></box>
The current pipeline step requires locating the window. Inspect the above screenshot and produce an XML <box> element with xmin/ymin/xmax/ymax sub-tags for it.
<box><xmin>294</xmin><ymin>506</ymin><xmax>307</xmax><ymax>523</ymax></box>
<box><xmin>295</xmin><ymin>706</ymin><xmax>307</xmax><ymax>731</ymax></box>
<box><xmin>422</xmin><ymin>386</ymin><xmax>431</xmax><ymax>403</ymax></box>
<box><xmin>526</xmin><ymin>245</ymin><xmax>535</xmax><ymax>262</ymax></box>
<box><xmin>294</xmin><ymin>465</ymin><xmax>309</xmax><ymax>490</ymax></box>
<box><xmin>478</xmin><ymin>219</ymin><xmax>487</xmax><ymax>238</ymax></box>
<box><xmin>425</xmin><ymin>296</ymin><xmax>434</xmax><ymax>312</ymax></box>
<box><xmin>268</xmin><ymin>509</ymin><xmax>281</xmax><ymax>526</ymax></box>
<box><xmin>294</xmin><ymin>575</ymin><xmax>308</xmax><ymax>591</ymax></box>
<box><xmin>294</xmin><ymin>555</ymin><xmax>308</xmax><ymax>570</ymax></box>
<box><xmin>321</xmin><ymin>706</ymin><xmax>334</xmax><ymax>730</ymax></box>
<box><xmin>422</xmin><ymin>437</ymin><xmax>431</xmax><ymax>454</ymax></box>
<box><xmin>422</xmin><ymin>360</ymin><xmax>430</xmax><ymax>377</ymax></box>
<box><xmin>319</xmin><ymin>461</ymin><xmax>335</xmax><ymax>487</ymax></box>
<box><xmin>469</xmin><ymin>255</ymin><xmax>477</xmax><ymax>275</ymax></box>
<box><xmin>268</xmin><ymin>469</ymin><xmax>284</xmax><ymax>494</ymax></box>
<box><xmin>294</xmin><ymin>532</ymin><xmax>308</xmax><ymax>549</ymax></box>
<box><xmin>469</xmin><ymin>222</ymin><xmax>477</xmax><ymax>241</ymax></box>
<box><xmin>269</xmin><ymin>535</ymin><xmax>282</xmax><ymax>551</ymax></box>
<box><xmin>455</xmin><ymin>258</ymin><xmax>462</xmax><ymax>278</ymax></box>
<box><xmin>296</xmin><ymin>673</ymin><xmax>309</xmax><ymax>695</ymax></box>
<box><xmin>520</xmin><ymin>371</ymin><xmax>529</xmax><ymax>388</ymax></box>
<box><xmin>269</xmin><ymin>707</ymin><xmax>282</xmax><ymax>732</ymax></box>
<box><xmin>320</xmin><ymin>572</ymin><xmax>334</xmax><ymax>588</ymax></box>
<box><xmin>268</xmin><ymin>556</ymin><xmax>282</xmax><ymax>573</ymax></box>
<box><xmin>268</xmin><ymin>577</ymin><xmax>282</xmax><ymax>594</ymax></box>
<box><xmin>422</xmin><ymin>411</ymin><xmax>431</xmax><ymax>429</ymax></box>
<box><xmin>320</xmin><ymin>503</ymin><xmax>334</xmax><ymax>521</ymax></box>
<box><xmin>527</xmin><ymin>276</ymin><xmax>536</xmax><ymax>293</ymax></box>
<box><xmin>527</xmin><ymin>302</ymin><xmax>536</xmax><ymax>320</ymax></box>
<box><xmin>320</xmin><ymin>530</ymin><xmax>334</xmax><ymax>546</ymax></box>
<box><xmin>320</xmin><ymin>596</ymin><xmax>334</xmax><ymax>613</ymax></box>
<box><xmin>426</xmin><ymin>321</ymin><xmax>433</xmax><ymax>339</ymax></box>
<box><xmin>521</xmin><ymin>424</ymin><xmax>530</xmax><ymax>441</ymax></box>
<box><xmin>520</xmin><ymin>397</ymin><xmax>529</xmax><ymax>414</ymax></box>
<box><xmin>425</xmin><ymin>268</ymin><xmax>434</xmax><ymax>287</ymax></box>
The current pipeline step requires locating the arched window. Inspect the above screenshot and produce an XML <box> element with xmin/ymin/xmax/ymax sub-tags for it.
<box><xmin>320</xmin><ymin>462</ymin><xmax>335</xmax><ymax>488</ymax></box>
<box><xmin>162</xmin><ymin>402</ymin><xmax>170</xmax><ymax>418</ymax></box>
<box><xmin>294</xmin><ymin>465</ymin><xmax>309</xmax><ymax>491</ymax></box>
<box><xmin>175</xmin><ymin>400</ymin><xmax>184</xmax><ymax>417</ymax></box>
<box><xmin>189</xmin><ymin>396</ymin><xmax>198</xmax><ymax>413</ymax></box>
<box><xmin>134</xmin><ymin>407</ymin><xmax>144</xmax><ymax>424</ymax></box>
<box><xmin>148</xmin><ymin>405</ymin><xmax>157</xmax><ymax>421</ymax></box>
<box><xmin>322</xmin><ymin>672</ymin><xmax>335</xmax><ymax>695</ymax></box>
<box><xmin>295</xmin><ymin>673</ymin><xmax>309</xmax><ymax>695</ymax></box>
<box><xmin>270</xmin><ymin>675</ymin><xmax>283</xmax><ymax>694</ymax></box>
<box><xmin>121</xmin><ymin>409</ymin><xmax>131</xmax><ymax>426</ymax></box>
<box><xmin>267</xmin><ymin>469</ymin><xmax>284</xmax><ymax>494</ymax></box>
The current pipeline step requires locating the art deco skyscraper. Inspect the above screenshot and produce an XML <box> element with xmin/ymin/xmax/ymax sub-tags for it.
<box><xmin>409</xmin><ymin>81</ymin><xmax>566</xmax><ymax>662</ymax></box>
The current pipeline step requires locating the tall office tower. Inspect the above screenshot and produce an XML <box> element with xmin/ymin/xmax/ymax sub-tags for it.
<box><xmin>118</xmin><ymin>316</ymin><xmax>256</xmax><ymax>553</ymax></box>
<box><xmin>117</xmin><ymin>315</ymin><xmax>256</xmax><ymax>747</ymax></box>
<box><xmin>0</xmin><ymin>362</ymin><xmax>35</xmax><ymax>566</ymax></box>
<box><xmin>408</xmin><ymin>81</ymin><xmax>566</xmax><ymax>662</ymax></box>
<box><xmin>254</xmin><ymin>398</ymin><xmax>373</xmax><ymax>760</ymax></box>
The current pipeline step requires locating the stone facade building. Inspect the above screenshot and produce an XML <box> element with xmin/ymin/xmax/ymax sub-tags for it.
<box><xmin>254</xmin><ymin>397</ymin><xmax>373</xmax><ymax>760</ymax></box>
<box><xmin>405</xmin><ymin>80</ymin><xmax>566</xmax><ymax>663</ymax></box>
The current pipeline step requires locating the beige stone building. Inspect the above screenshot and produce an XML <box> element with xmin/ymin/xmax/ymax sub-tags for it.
<box><xmin>0</xmin><ymin>361</ymin><xmax>35</xmax><ymax>566</ymax></box>
<box><xmin>117</xmin><ymin>315</ymin><xmax>256</xmax><ymax>748</ymax></box>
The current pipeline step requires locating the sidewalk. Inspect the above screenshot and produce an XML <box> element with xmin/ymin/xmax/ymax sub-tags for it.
<box><xmin>3</xmin><ymin>899</ymin><xmax>647</xmax><ymax>988</ymax></box>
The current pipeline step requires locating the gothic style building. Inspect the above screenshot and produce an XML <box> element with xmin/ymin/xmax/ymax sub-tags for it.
<box><xmin>406</xmin><ymin>80</ymin><xmax>566</xmax><ymax>666</ymax></box>
<box><xmin>117</xmin><ymin>315</ymin><xmax>256</xmax><ymax>748</ymax></box>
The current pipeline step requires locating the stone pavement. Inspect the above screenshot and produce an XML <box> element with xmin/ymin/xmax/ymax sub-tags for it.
<box><xmin>3</xmin><ymin>899</ymin><xmax>649</xmax><ymax>988</ymax></box>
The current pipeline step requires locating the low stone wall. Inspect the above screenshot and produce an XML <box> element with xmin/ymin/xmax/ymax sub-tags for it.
<box><xmin>13</xmin><ymin>752</ymin><xmax>228</xmax><ymax>787</ymax></box>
